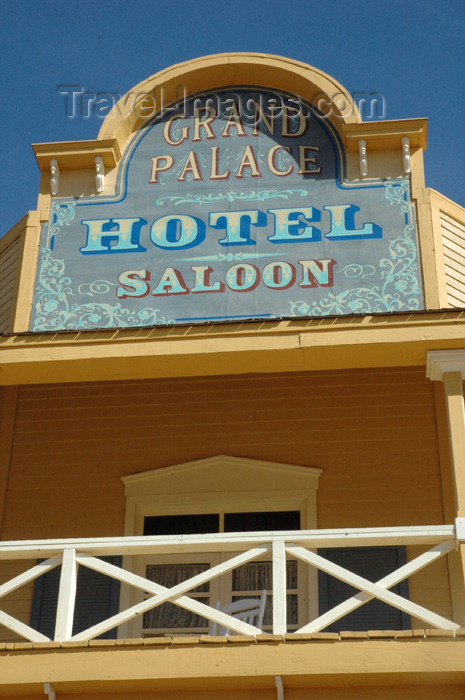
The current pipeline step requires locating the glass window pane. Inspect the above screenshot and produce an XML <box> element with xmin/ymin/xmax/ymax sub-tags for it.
<box><xmin>232</xmin><ymin>561</ymin><xmax>272</xmax><ymax>590</ymax></box>
<box><xmin>143</xmin><ymin>602</ymin><xmax>209</xmax><ymax>630</ymax></box>
<box><xmin>232</xmin><ymin>560</ymin><xmax>297</xmax><ymax>591</ymax></box>
<box><xmin>144</xmin><ymin>563</ymin><xmax>211</xmax><ymax>630</ymax></box>
<box><xmin>146</xmin><ymin>563</ymin><xmax>210</xmax><ymax>593</ymax></box>
<box><xmin>287</xmin><ymin>594</ymin><xmax>298</xmax><ymax>625</ymax></box>
<box><xmin>225</xmin><ymin>511</ymin><xmax>300</xmax><ymax>532</ymax></box>
<box><xmin>144</xmin><ymin>514</ymin><xmax>219</xmax><ymax>536</ymax></box>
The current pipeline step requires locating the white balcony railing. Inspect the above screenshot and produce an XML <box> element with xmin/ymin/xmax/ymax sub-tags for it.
<box><xmin>0</xmin><ymin>520</ymin><xmax>464</xmax><ymax>643</ymax></box>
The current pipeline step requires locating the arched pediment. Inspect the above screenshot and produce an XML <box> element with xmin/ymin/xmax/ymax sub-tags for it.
<box><xmin>98</xmin><ymin>52</ymin><xmax>360</xmax><ymax>153</ymax></box>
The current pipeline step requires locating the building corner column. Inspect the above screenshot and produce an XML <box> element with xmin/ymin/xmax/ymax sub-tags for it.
<box><xmin>427</xmin><ymin>350</ymin><xmax>465</xmax><ymax>625</ymax></box>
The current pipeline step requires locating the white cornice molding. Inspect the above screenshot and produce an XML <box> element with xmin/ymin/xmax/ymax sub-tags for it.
<box><xmin>426</xmin><ymin>349</ymin><xmax>465</xmax><ymax>381</ymax></box>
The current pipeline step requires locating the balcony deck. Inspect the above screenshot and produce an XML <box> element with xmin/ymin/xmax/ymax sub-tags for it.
<box><xmin>2</xmin><ymin>630</ymin><xmax>465</xmax><ymax>698</ymax></box>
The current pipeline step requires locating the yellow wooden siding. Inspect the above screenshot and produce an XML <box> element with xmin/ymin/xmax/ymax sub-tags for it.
<box><xmin>0</xmin><ymin>366</ymin><xmax>450</xmax><ymax>638</ymax></box>
<box><xmin>0</xmin><ymin>236</ymin><xmax>21</xmax><ymax>333</ymax></box>
<box><xmin>441</xmin><ymin>211</ymin><xmax>465</xmax><ymax>307</ymax></box>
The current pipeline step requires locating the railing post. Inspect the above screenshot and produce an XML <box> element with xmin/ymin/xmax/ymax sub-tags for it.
<box><xmin>272</xmin><ymin>539</ymin><xmax>287</xmax><ymax>635</ymax></box>
<box><xmin>54</xmin><ymin>548</ymin><xmax>77</xmax><ymax>641</ymax></box>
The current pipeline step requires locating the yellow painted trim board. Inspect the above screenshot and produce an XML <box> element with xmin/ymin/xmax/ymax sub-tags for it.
<box><xmin>342</xmin><ymin>118</ymin><xmax>427</xmax><ymax>152</ymax></box>
<box><xmin>430</xmin><ymin>200</ymin><xmax>450</xmax><ymax>309</ymax></box>
<box><xmin>32</xmin><ymin>138</ymin><xmax>121</xmax><ymax>171</ymax></box>
<box><xmin>3</xmin><ymin>311</ymin><xmax>465</xmax><ymax>384</ymax></box>
<box><xmin>442</xmin><ymin>372</ymin><xmax>465</xmax><ymax>517</ymax></box>
<box><xmin>433</xmin><ymin>381</ymin><xmax>465</xmax><ymax>625</ymax></box>
<box><xmin>415</xmin><ymin>188</ymin><xmax>444</xmax><ymax>308</ymax></box>
<box><xmin>430</xmin><ymin>189</ymin><xmax>465</xmax><ymax>225</ymax></box>
<box><xmin>8</xmin><ymin>212</ymin><xmax>42</xmax><ymax>333</ymax></box>
<box><xmin>1</xmin><ymin>639</ymin><xmax>465</xmax><ymax>694</ymax></box>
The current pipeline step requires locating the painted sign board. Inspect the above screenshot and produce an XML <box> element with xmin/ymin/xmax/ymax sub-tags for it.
<box><xmin>31</xmin><ymin>88</ymin><xmax>424</xmax><ymax>331</ymax></box>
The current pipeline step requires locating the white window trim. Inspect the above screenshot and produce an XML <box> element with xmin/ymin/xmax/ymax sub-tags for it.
<box><xmin>120</xmin><ymin>455</ymin><xmax>321</xmax><ymax>638</ymax></box>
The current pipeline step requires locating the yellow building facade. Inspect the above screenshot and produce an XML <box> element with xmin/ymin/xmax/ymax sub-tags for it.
<box><xmin>1</xmin><ymin>53</ymin><xmax>465</xmax><ymax>698</ymax></box>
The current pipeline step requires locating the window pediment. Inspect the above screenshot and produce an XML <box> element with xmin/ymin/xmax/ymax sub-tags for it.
<box><xmin>120</xmin><ymin>455</ymin><xmax>322</xmax><ymax>637</ymax></box>
<box><xmin>122</xmin><ymin>455</ymin><xmax>321</xmax><ymax>498</ymax></box>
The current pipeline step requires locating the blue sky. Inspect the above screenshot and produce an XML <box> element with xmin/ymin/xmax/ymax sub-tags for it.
<box><xmin>1</xmin><ymin>0</ymin><xmax>464</xmax><ymax>236</ymax></box>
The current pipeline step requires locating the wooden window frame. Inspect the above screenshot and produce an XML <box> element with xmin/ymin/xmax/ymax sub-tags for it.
<box><xmin>120</xmin><ymin>455</ymin><xmax>321</xmax><ymax>638</ymax></box>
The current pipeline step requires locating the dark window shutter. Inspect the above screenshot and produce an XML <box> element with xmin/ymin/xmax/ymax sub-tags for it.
<box><xmin>30</xmin><ymin>556</ymin><xmax>122</xmax><ymax>640</ymax></box>
<box><xmin>318</xmin><ymin>547</ymin><xmax>410</xmax><ymax>632</ymax></box>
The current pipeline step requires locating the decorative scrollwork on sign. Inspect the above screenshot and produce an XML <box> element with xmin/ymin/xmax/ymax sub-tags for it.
<box><xmin>47</xmin><ymin>201</ymin><xmax>76</xmax><ymax>247</ymax></box>
<box><xmin>32</xmin><ymin>249</ymin><xmax>173</xmax><ymax>331</ymax></box>
<box><xmin>78</xmin><ymin>280</ymin><xmax>116</xmax><ymax>296</ymax></box>
<box><xmin>289</xmin><ymin>180</ymin><xmax>422</xmax><ymax>317</ymax></box>
<box><xmin>336</xmin><ymin>264</ymin><xmax>376</xmax><ymax>280</ymax></box>
<box><xmin>384</xmin><ymin>180</ymin><xmax>410</xmax><ymax>214</ymax></box>
<box><xmin>155</xmin><ymin>189</ymin><xmax>308</xmax><ymax>206</ymax></box>
<box><xmin>274</xmin><ymin>147</ymin><xmax>293</xmax><ymax>173</ymax></box>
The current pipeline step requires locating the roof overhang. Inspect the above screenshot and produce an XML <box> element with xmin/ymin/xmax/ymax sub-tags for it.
<box><xmin>1</xmin><ymin>309</ymin><xmax>465</xmax><ymax>385</ymax></box>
